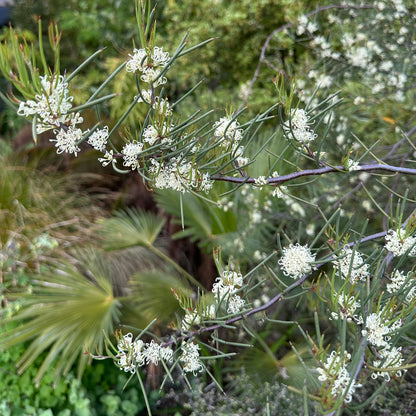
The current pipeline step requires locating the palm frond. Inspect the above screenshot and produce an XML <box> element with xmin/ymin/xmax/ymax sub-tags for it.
<box><xmin>0</xmin><ymin>253</ymin><xmax>121</xmax><ymax>385</ymax></box>
<box><xmin>99</xmin><ymin>208</ymin><xmax>166</xmax><ymax>250</ymax></box>
<box><xmin>126</xmin><ymin>270</ymin><xmax>192</xmax><ymax>324</ymax></box>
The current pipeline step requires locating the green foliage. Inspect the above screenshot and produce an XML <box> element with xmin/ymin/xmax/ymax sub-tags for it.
<box><xmin>186</xmin><ymin>371</ymin><xmax>320</xmax><ymax>416</ymax></box>
<box><xmin>159</xmin><ymin>0</ymin><xmax>312</xmax><ymax>112</ymax></box>
<box><xmin>0</xmin><ymin>253</ymin><xmax>121</xmax><ymax>385</ymax></box>
<box><xmin>127</xmin><ymin>270</ymin><xmax>192</xmax><ymax>323</ymax></box>
<box><xmin>99</xmin><ymin>208</ymin><xmax>166</xmax><ymax>249</ymax></box>
<box><xmin>1</xmin><ymin>1</ymin><xmax>416</xmax><ymax>414</ymax></box>
<box><xmin>10</xmin><ymin>0</ymin><xmax>137</xmax><ymax>68</ymax></box>
<box><xmin>155</xmin><ymin>188</ymin><xmax>237</xmax><ymax>251</ymax></box>
<box><xmin>0</xmin><ymin>337</ymin><xmax>154</xmax><ymax>416</ymax></box>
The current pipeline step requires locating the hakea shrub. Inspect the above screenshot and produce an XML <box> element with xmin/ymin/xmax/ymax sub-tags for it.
<box><xmin>1</xmin><ymin>0</ymin><xmax>416</xmax><ymax>414</ymax></box>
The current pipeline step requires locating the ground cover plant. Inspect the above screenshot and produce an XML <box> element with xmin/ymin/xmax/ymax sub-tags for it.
<box><xmin>0</xmin><ymin>0</ymin><xmax>415</xmax><ymax>414</ymax></box>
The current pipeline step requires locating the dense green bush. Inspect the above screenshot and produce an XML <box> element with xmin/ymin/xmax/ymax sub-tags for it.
<box><xmin>0</xmin><ymin>334</ymin><xmax>154</xmax><ymax>416</ymax></box>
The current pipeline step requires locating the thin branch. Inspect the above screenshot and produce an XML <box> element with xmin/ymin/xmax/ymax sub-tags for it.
<box><xmin>162</xmin><ymin>224</ymin><xmax>390</xmax><ymax>348</ymax></box>
<box><xmin>211</xmin><ymin>163</ymin><xmax>416</xmax><ymax>185</ymax></box>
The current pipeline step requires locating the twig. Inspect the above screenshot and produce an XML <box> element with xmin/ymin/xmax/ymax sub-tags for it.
<box><xmin>211</xmin><ymin>163</ymin><xmax>416</xmax><ymax>185</ymax></box>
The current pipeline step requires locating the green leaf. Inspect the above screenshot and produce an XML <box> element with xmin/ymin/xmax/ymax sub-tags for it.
<box><xmin>0</xmin><ymin>252</ymin><xmax>121</xmax><ymax>385</ymax></box>
<box><xmin>99</xmin><ymin>208</ymin><xmax>165</xmax><ymax>249</ymax></box>
<box><xmin>127</xmin><ymin>271</ymin><xmax>192</xmax><ymax>323</ymax></box>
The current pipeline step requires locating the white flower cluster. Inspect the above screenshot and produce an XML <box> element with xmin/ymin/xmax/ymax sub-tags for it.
<box><xmin>126</xmin><ymin>47</ymin><xmax>170</xmax><ymax>87</ymax></box>
<box><xmin>346</xmin><ymin>159</ymin><xmax>361</xmax><ymax>171</ymax></box>
<box><xmin>212</xmin><ymin>116</ymin><xmax>249</xmax><ymax>166</ymax></box>
<box><xmin>272</xmin><ymin>185</ymin><xmax>287</xmax><ymax>198</ymax></box>
<box><xmin>283</xmin><ymin>108</ymin><xmax>317</xmax><ymax>144</ymax></box>
<box><xmin>330</xmin><ymin>292</ymin><xmax>361</xmax><ymax>322</ymax></box>
<box><xmin>116</xmin><ymin>333</ymin><xmax>173</xmax><ymax>374</ymax></box>
<box><xmin>143</xmin><ymin>122</ymin><xmax>172</xmax><ymax>146</ymax></box>
<box><xmin>361</xmin><ymin>311</ymin><xmax>402</xmax><ymax>349</ymax></box>
<box><xmin>317</xmin><ymin>350</ymin><xmax>361</xmax><ymax>403</ymax></box>
<box><xmin>179</xmin><ymin>269</ymin><xmax>246</xmax><ymax>331</ymax></box>
<box><xmin>212</xmin><ymin>269</ymin><xmax>246</xmax><ymax>314</ymax></box>
<box><xmin>333</xmin><ymin>247</ymin><xmax>369</xmax><ymax>284</ymax></box>
<box><xmin>180</xmin><ymin>341</ymin><xmax>203</xmax><ymax>374</ymax></box>
<box><xmin>254</xmin><ymin>176</ymin><xmax>268</xmax><ymax>188</ymax></box>
<box><xmin>121</xmin><ymin>141</ymin><xmax>144</xmax><ymax>169</ymax></box>
<box><xmin>385</xmin><ymin>229</ymin><xmax>416</xmax><ymax>257</ymax></box>
<box><xmin>17</xmin><ymin>74</ymin><xmax>109</xmax><ymax>157</ymax></box>
<box><xmin>296</xmin><ymin>15</ymin><xmax>318</xmax><ymax>36</ymax></box>
<box><xmin>181</xmin><ymin>305</ymin><xmax>216</xmax><ymax>331</ymax></box>
<box><xmin>297</xmin><ymin>0</ymin><xmax>415</xmax><ymax>114</ymax></box>
<box><xmin>87</xmin><ymin>126</ymin><xmax>109</xmax><ymax>152</ymax></box>
<box><xmin>149</xmin><ymin>157</ymin><xmax>213</xmax><ymax>193</ymax></box>
<box><xmin>135</xmin><ymin>89</ymin><xmax>173</xmax><ymax>116</ymax></box>
<box><xmin>17</xmin><ymin>74</ymin><xmax>73</xmax><ymax>133</ymax></box>
<box><xmin>278</xmin><ymin>243</ymin><xmax>316</xmax><ymax>280</ymax></box>
<box><xmin>98</xmin><ymin>150</ymin><xmax>115</xmax><ymax>167</ymax></box>
<box><xmin>213</xmin><ymin>117</ymin><xmax>243</xmax><ymax>144</ymax></box>
<box><xmin>371</xmin><ymin>346</ymin><xmax>407</xmax><ymax>382</ymax></box>
<box><xmin>386</xmin><ymin>269</ymin><xmax>416</xmax><ymax>303</ymax></box>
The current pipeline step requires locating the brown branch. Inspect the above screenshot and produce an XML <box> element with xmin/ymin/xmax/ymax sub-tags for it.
<box><xmin>211</xmin><ymin>163</ymin><xmax>416</xmax><ymax>185</ymax></box>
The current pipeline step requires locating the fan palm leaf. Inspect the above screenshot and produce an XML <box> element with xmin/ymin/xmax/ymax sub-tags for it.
<box><xmin>126</xmin><ymin>270</ymin><xmax>192</xmax><ymax>325</ymax></box>
<box><xmin>0</xmin><ymin>252</ymin><xmax>121</xmax><ymax>386</ymax></box>
<box><xmin>99</xmin><ymin>207</ymin><xmax>166</xmax><ymax>250</ymax></box>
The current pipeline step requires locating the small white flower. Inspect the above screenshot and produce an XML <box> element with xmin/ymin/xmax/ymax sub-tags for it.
<box><xmin>117</xmin><ymin>333</ymin><xmax>139</xmax><ymax>373</ymax></box>
<box><xmin>387</xmin><ymin>270</ymin><xmax>408</xmax><ymax>293</ymax></box>
<box><xmin>203</xmin><ymin>304</ymin><xmax>217</xmax><ymax>319</ymax></box>
<box><xmin>371</xmin><ymin>346</ymin><xmax>406</xmax><ymax>381</ymax></box>
<box><xmin>362</xmin><ymin>312</ymin><xmax>402</xmax><ymax>348</ymax></box>
<box><xmin>153</xmin><ymin>97</ymin><xmax>172</xmax><ymax>116</ymax></box>
<box><xmin>149</xmin><ymin>156</ymin><xmax>212</xmax><ymax>193</ymax></box>
<box><xmin>87</xmin><ymin>126</ymin><xmax>109</xmax><ymax>152</ymax></box>
<box><xmin>126</xmin><ymin>47</ymin><xmax>170</xmax><ymax>86</ymax></box>
<box><xmin>122</xmin><ymin>141</ymin><xmax>144</xmax><ymax>169</ymax></box>
<box><xmin>212</xmin><ymin>269</ymin><xmax>245</xmax><ymax>313</ymax></box>
<box><xmin>51</xmin><ymin>126</ymin><xmax>82</xmax><ymax>156</ymax></box>
<box><xmin>151</xmin><ymin>46</ymin><xmax>170</xmax><ymax>67</ymax></box>
<box><xmin>221</xmin><ymin>270</ymin><xmax>244</xmax><ymax>287</ymax></box>
<box><xmin>136</xmin><ymin>89</ymin><xmax>153</xmax><ymax>104</ymax></box>
<box><xmin>142</xmin><ymin>340</ymin><xmax>162</xmax><ymax>365</ymax></box>
<box><xmin>142</xmin><ymin>125</ymin><xmax>160</xmax><ymax>145</ymax></box>
<box><xmin>180</xmin><ymin>341</ymin><xmax>203</xmax><ymax>374</ymax></box>
<box><xmin>278</xmin><ymin>243</ymin><xmax>316</xmax><ymax>279</ymax></box>
<box><xmin>272</xmin><ymin>186</ymin><xmax>287</xmax><ymax>198</ymax></box>
<box><xmin>254</xmin><ymin>176</ymin><xmax>268</xmax><ymax>188</ymax></box>
<box><xmin>159</xmin><ymin>346</ymin><xmax>174</xmax><ymax>363</ymax></box>
<box><xmin>98</xmin><ymin>150</ymin><xmax>115</xmax><ymax>167</ymax></box>
<box><xmin>140</xmin><ymin>67</ymin><xmax>167</xmax><ymax>86</ymax></box>
<box><xmin>117</xmin><ymin>332</ymin><xmax>134</xmax><ymax>352</ymax></box>
<box><xmin>227</xmin><ymin>294</ymin><xmax>246</xmax><ymax>314</ymax></box>
<box><xmin>213</xmin><ymin>117</ymin><xmax>243</xmax><ymax>145</ymax></box>
<box><xmin>126</xmin><ymin>48</ymin><xmax>148</xmax><ymax>73</ymax></box>
<box><xmin>182</xmin><ymin>310</ymin><xmax>201</xmax><ymax>331</ymax></box>
<box><xmin>405</xmin><ymin>285</ymin><xmax>416</xmax><ymax>303</ymax></box>
<box><xmin>333</xmin><ymin>247</ymin><xmax>369</xmax><ymax>283</ymax></box>
<box><xmin>133</xmin><ymin>339</ymin><xmax>145</xmax><ymax>367</ymax></box>
<box><xmin>283</xmin><ymin>108</ymin><xmax>317</xmax><ymax>144</ymax></box>
<box><xmin>317</xmin><ymin>350</ymin><xmax>361</xmax><ymax>403</ymax></box>
<box><xmin>385</xmin><ymin>229</ymin><xmax>416</xmax><ymax>257</ymax></box>
<box><xmin>346</xmin><ymin>159</ymin><xmax>361</xmax><ymax>171</ymax></box>
<box><xmin>330</xmin><ymin>293</ymin><xmax>361</xmax><ymax>322</ymax></box>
